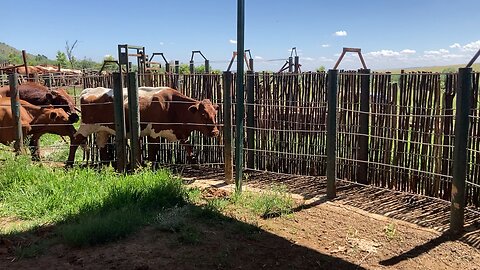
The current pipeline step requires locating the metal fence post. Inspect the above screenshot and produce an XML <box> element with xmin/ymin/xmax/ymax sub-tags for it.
<box><xmin>189</xmin><ymin>60</ymin><xmax>194</xmax><ymax>74</ymax></box>
<box><xmin>327</xmin><ymin>69</ymin><xmax>338</xmax><ymax>199</ymax></box>
<box><xmin>294</xmin><ymin>56</ymin><xmax>300</xmax><ymax>73</ymax></box>
<box><xmin>113</xmin><ymin>72</ymin><xmax>127</xmax><ymax>172</ymax></box>
<box><xmin>450</xmin><ymin>67</ymin><xmax>472</xmax><ymax>234</ymax></box>
<box><xmin>9</xmin><ymin>73</ymin><xmax>23</xmax><ymax>153</ymax></box>
<box><xmin>223</xmin><ymin>71</ymin><xmax>234</xmax><ymax>183</ymax></box>
<box><xmin>235</xmin><ymin>0</ymin><xmax>245</xmax><ymax>192</ymax></box>
<box><xmin>246</xmin><ymin>70</ymin><xmax>255</xmax><ymax>169</ymax></box>
<box><xmin>127</xmin><ymin>72</ymin><xmax>141</xmax><ymax>170</ymax></box>
<box><xmin>357</xmin><ymin>69</ymin><xmax>370</xmax><ymax>184</ymax></box>
<box><xmin>205</xmin><ymin>60</ymin><xmax>210</xmax><ymax>73</ymax></box>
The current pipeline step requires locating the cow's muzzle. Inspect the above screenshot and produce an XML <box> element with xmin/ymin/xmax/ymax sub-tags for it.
<box><xmin>69</xmin><ymin>113</ymin><xmax>80</xmax><ymax>123</ymax></box>
<box><xmin>210</xmin><ymin>129</ymin><xmax>219</xmax><ymax>137</ymax></box>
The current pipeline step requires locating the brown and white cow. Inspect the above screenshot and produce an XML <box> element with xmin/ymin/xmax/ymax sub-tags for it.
<box><xmin>67</xmin><ymin>86</ymin><xmax>219</xmax><ymax>166</ymax></box>
<box><xmin>0</xmin><ymin>98</ymin><xmax>77</xmax><ymax>159</ymax></box>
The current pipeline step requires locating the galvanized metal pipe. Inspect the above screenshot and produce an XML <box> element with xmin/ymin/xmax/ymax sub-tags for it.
<box><xmin>235</xmin><ymin>0</ymin><xmax>245</xmax><ymax>192</ymax></box>
<box><xmin>9</xmin><ymin>73</ymin><xmax>23</xmax><ymax>153</ymax></box>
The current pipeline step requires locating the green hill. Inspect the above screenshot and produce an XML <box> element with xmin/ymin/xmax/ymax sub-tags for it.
<box><xmin>0</xmin><ymin>42</ymin><xmax>54</xmax><ymax>65</ymax></box>
<box><xmin>375</xmin><ymin>63</ymin><xmax>480</xmax><ymax>73</ymax></box>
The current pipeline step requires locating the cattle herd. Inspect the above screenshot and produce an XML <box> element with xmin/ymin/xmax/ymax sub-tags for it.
<box><xmin>0</xmin><ymin>81</ymin><xmax>220</xmax><ymax>167</ymax></box>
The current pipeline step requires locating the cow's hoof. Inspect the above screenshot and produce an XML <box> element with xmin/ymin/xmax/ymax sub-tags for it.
<box><xmin>187</xmin><ymin>155</ymin><xmax>198</xmax><ymax>164</ymax></box>
<box><xmin>64</xmin><ymin>161</ymin><xmax>74</xmax><ymax>168</ymax></box>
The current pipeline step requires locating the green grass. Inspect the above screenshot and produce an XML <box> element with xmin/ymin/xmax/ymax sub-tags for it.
<box><xmin>231</xmin><ymin>185</ymin><xmax>295</xmax><ymax>218</ymax></box>
<box><xmin>0</xmin><ymin>155</ymin><xmax>186</xmax><ymax>248</ymax></box>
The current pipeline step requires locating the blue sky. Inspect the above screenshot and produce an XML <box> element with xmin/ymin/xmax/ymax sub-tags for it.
<box><xmin>2</xmin><ymin>0</ymin><xmax>480</xmax><ymax>71</ymax></box>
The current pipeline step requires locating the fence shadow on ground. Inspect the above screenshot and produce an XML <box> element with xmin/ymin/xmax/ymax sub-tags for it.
<box><xmin>0</xmin><ymin>174</ymin><xmax>365</xmax><ymax>270</ymax></box>
<box><xmin>171</xmin><ymin>165</ymin><xmax>480</xmax><ymax>251</ymax></box>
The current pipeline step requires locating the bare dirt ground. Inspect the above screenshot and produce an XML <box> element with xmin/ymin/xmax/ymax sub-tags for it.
<box><xmin>1</xmin><ymin>166</ymin><xmax>480</xmax><ymax>270</ymax></box>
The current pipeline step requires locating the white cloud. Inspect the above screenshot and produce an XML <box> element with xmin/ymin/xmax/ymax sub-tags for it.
<box><xmin>463</xmin><ymin>40</ymin><xmax>480</xmax><ymax>51</ymax></box>
<box><xmin>367</xmin><ymin>50</ymin><xmax>400</xmax><ymax>57</ymax></box>
<box><xmin>319</xmin><ymin>56</ymin><xmax>334</xmax><ymax>62</ymax></box>
<box><xmin>441</xmin><ymin>54</ymin><xmax>465</xmax><ymax>59</ymax></box>
<box><xmin>424</xmin><ymin>49</ymin><xmax>449</xmax><ymax>55</ymax></box>
<box><xmin>450</xmin><ymin>43</ymin><xmax>461</xmax><ymax>49</ymax></box>
<box><xmin>229</xmin><ymin>39</ymin><xmax>237</xmax><ymax>44</ymax></box>
<box><xmin>400</xmin><ymin>49</ymin><xmax>416</xmax><ymax>54</ymax></box>
<box><xmin>334</xmin><ymin>30</ymin><xmax>347</xmax><ymax>37</ymax></box>
<box><xmin>321</xmin><ymin>44</ymin><xmax>330</xmax><ymax>48</ymax></box>
<box><xmin>254</xmin><ymin>56</ymin><xmax>264</xmax><ymax>60</ymax></box>
<box><xmin>301</xmin><ymin>57</ymin><xmax>315</xmax><ymax>61</ymax></box>
<box><xmin>159</xmin><ymin>42</ymin><xmax>164</xmax><ymax>46</ymax></box>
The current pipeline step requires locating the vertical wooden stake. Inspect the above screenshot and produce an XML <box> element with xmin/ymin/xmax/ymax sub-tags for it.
<box><xmin>223</xmin><ymin>71</ymin><xmax>234</xmax><ymax>183</ymax></box>
<box><xmin>113</xmin><ymin>72</ymin><xmax>127</xmax><ymax>172</ymax></box>
<box><xmin>450</xmin><ymin>67</ymin><xmax>472</xmax><ymax>234</ymax></box>
<box><xmin>246</xmin><ymin>70</ymin><xmax>255</xmax><ymax>169</ymax></box>
<box><xmin>357</xmin><ymin>69</ymin><xmax>371</xmax><ymax>184</ymax></box>
<box><xmin>327</xmin><ymin>69</ymin><xmax>338</xmax><ymax>199</ymax></box>
<box><xmin>127</xmin><ymin>72</ymin><xmax>141</xmax><ymax>170</ymax></box>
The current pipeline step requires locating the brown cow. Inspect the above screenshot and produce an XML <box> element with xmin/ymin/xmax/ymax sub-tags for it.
<box><xmin>0</xmin><ymin>98</ymin><xmax>77</xmax><ymax>160</ymax></box>
<box><xmin>67</xmin><ymin>86</ymin><xmax>219</xmax><ymax>166</ymax></box>
<box><xmin>0</xmin><ymin>82</ymin><xmax>79</xmax><ymax>122</ymax></box>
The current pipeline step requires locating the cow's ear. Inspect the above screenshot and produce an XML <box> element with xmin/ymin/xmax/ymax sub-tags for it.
<box><xmin>214</xmin><ymin>104</ymin><xmax>220</xmax><ymax>111</ymax></box>
<box><xmin>188</xmin><ymin>104</ymin><xmax>199</xmax><ymax>113</ymax></box>
<box><xmin>49</xmin><ymin>111</ymin><xmax>58</xmax><ymax>120</ymax></box>
<box><xmin>45</xmin><ymin>93</ymin><xmax>54</xmax><ymax>101</ymax></box>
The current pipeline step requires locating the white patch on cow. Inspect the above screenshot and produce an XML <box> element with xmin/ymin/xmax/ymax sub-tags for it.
<box><xmin>138</xmin><ymin>87</ymin><xmax>170</xmax><ymax>101</ymax></box>
<box><xmin>81</xmin><ymin>87</ymin><xmax>130</xmax><ymax>100</ymax></box>
<box><xmin>75</xmin><ymin>123</ymin><xmax>116</xmax><ymax>148</ymax></box>
<box><xmin>80</xmin><ymin>87</ymin><xmax>112</xmax><ymax>99</ymax></box>
<box><xmin>140</xmin><ymin>123</ymin><xmax>178</xmax><ymax>142</ymax></box>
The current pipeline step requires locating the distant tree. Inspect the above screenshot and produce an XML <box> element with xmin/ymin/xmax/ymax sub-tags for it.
<box><xmin>7</xmin><ymin>53</ymin><xmax>22</xmax><ymax>65</ymax></box>
<box><xmin>56</xmin><ymin>51</ymin><xmax>68</xmax><ymax>68</ymax></box>
<box><xmin>29</xmin><ymin>54</ymin><xmax>50</xmax><ymax>66</ymax></box>
<box><xmin>102</xmin><ymin>55</ymin><xmax>118</xmax><ymax>72</ymax></box>
<box><xmin>441</xmin><ymin>67</ymin><xmax>456</xmax><ymax>73</ymax></box>
<box><xmin>65</xmin><ymin>40</ymin><xmax>78</xmax><ymax>69</ymax></box>
<box><xmin>77</xmin><ymin>57</ymin><xmax>100</xmax><ymax>70</ymax></box>
<box><xmin>178</xmin><ymin>63</ymin><xmax>190</xmax><ymax>74</ymax></box>
<box><xmin>316</xmin><ymin>66</ymin><xmax>326</xmax><ymax>72</ymax></box>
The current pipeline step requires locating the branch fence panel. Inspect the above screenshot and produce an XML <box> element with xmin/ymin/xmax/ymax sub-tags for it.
<box><xmin>3</xmin><ymin>70</ymin><xmax>479</xmax><ymax>209</ymax></box>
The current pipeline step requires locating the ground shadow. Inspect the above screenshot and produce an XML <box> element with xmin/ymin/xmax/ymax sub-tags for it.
<box><xmin>0</xmin><ymin>176</ymin><xmax>366</xmax><ymax>270</ymax></box>
<box><xmin>169</xmin><ymin>165</ymin><xmax>480</xmax><ymax>251</ymax></box>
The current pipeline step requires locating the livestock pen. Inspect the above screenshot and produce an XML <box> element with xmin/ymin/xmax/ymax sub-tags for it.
<box><xmin>2</xmin><ymin>67</ymin><xmax>480</xmax><ymax>237</ymax></box>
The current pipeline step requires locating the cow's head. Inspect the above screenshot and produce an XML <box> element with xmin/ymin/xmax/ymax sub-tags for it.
<box><xmin>36</xmin><ymin>107</ymin><xmax>77</xmax><ymax>138</ymax></box>
<box><xmin>46</xmin><ymin>88</ymin><xmax>79</xmax><ymax>123</ymax></box>
<box><xmin>188</xmin><ymin>99</ymin><xmax>220</xmax><ymax>137</ymax></box>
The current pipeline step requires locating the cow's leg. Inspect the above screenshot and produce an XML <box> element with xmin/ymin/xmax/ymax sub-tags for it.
<box><xmin>66</xmin><ymin>134</ymin><xmax>87</xmax><ymax>167</ymax></box>
<box><xmin>96</xmin><ymin>131</ymin><xmax>112</xmax><ymax>166</ymax></box>
<box><xmin>180</xmin><ymin>139</ymin><xmax>198</xmax><ymax>164</ymax></box>
<box><xmin>29</xmin><ymin>135</ymin><xmax>41</xmax><ymax>161</ymax></box>
<box><xmin>148</xmin><ymin>136</ymin><xmax>160</xmax><ymax>169</ymax></box>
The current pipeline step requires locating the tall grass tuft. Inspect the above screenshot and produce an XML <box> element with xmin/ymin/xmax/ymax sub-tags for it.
<box><xmin>0</xmin><ymin>156</ymin><xmax>186</xmax><ymax>247</ymax></box>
